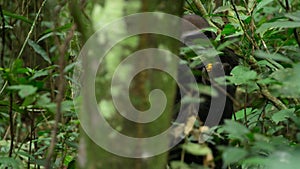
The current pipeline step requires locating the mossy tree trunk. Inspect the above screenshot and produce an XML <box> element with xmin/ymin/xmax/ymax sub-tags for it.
<box><xmin>71</xmin><ymin>0</ymin><xmax>184</xmax><ymax>168</ymax></box>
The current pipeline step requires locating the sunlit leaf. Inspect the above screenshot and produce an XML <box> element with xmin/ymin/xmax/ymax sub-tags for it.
<box><xmin>182</xmin><ymin>142</ymin><xmax>211</xmax><ymax>156</ymax></box>
<box><xmin>271</xmin><ymin>108</ymin><xmax>295</xmax><ymax>124</ymax></box>
<box><xmin>170</xmin><ymin>161</ymin><xmax>191</xmax><ymax>169</ymax></box>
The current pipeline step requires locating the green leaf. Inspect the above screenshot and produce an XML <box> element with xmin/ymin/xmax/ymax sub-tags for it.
<box><xmin>234</xmin><ymin>108</ymin><xmax>255</xmax><ymax>120</ymax></box>
<box><xmin>37</xmin><ymin>32</ymin><xmax>64</xmax><ymax>43</ymax></box>
<box><xmin>255</xmin><ymin>50</ymin><xmax>293</xmax><ymax>64</ymax></box>
<box><xmin>182</xmin><ymin>142</ymin><xmax>211</xmax><ymax>156</ymax></box>
<box><xmin>222</xmin><ymin>24</ymin><xmax>236</xmax><ymax>35</ymax></box>
<box><xmin>265</xmin><ymin>150</ymin><xmax>300</xmax><ymax>169</ymax></box>
<box><xmin>0</xmin><ymin>157</ymin><xmax>22</xmax><ymax>169</ymax></box>
<box><xmin>22</xmin><ymin>95</ymin><xmax>36</xmax><ymax>106</ymax></box>
<box><xmin>28</xmin><ymin>39</ymin><xmax>51</xmax><ymax>64</ymax></box>
<box><xmin>270</xmin><ymin>64</ymin><xmax>300</xmax><ymax>97</ymax></box>
<box><xmin>3</xmin><ymin>10</ymin><xmax>33</xmax><ymax>24</ymax></box>
<box><xmin>256</xmin><ymin>21</ymin><xmax>300</xmax><ymax>35</ymax></box>
<box><xmin>222</xmin><ymin>147</ymin><xmax>248</xmax><ymax>166</ymax></box>
<box><xmin>170</xmin><ymin>161</ymin><xmax>191</xmax><ymax>169</ymax></box>
<box><xmin>36</xmin><ymin>93</ymin><xmax>51</xmax><ymax>106</ymax></box>
<box><xmin>64</xmin><ymin>62</ymin><xmax>78</xmax><ymax>73</ymax></box>
<box><xmin>271</xmin><ymin>108</ymin><xmax>295</xmax><ymax>124</ymax></box>
<box><xmin>285</xmin><ymin>11</ymin><xmax>300</xmax><ymax>21</ymax></box>
<box><xmin>42</xmin><ymin>23</ymin><xmax>73</xmax><ymax>35</ymax></box>
<box><xmin>227</xmin><ymin>66</ymin><xmax>257</xmax><ymax>85</ymax></box>
<box><xmin>62</xmin><ymin>100</ymin><xmax>74</xmax><ymax>112</ymax></box>
<box><xmin>223</xmin><ymin>120</ymin><xmax>250</xmax><ymax>140</ymax></box>
<box><xmin>253</xmin><ymin>0</ymin><xmax>273</xmax><ymax>14</ymax></box>
<box><xmin>8</xmin><ymin>85</ymin><xmax>38</xmax><ymax>98</ymax></box>
<box><xmin>29</xmin><ymin>69</ymin><xmax>48</xmax><ymax>80</ymax></box>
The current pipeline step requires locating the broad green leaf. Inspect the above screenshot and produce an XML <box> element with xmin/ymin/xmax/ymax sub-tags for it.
<box><xmin>270</xmin><ymin>64</ymin><xmax>300</xmax><ymax>97</ymax></box>
<box><xmin>8</xmin><ymin>85</ymin><xmax>38</xmax><ymax>98</ymax></box>
<box><xmin>271</xmin><ymin>108</ymin><xmax>295</xmax><ymax>124</ymax></box>
<box><xmin>234</xmin><ymin>108</ymin><xmax>255</xmax><ymax>120</ymax></box>
<box><xmin>242</xmin><ymin>157</ymin><xmax>268</xmax><ymax>166</ymax></box>
<box><xmin>223</xmin><ymin>147</ymin><xmax>248</xmax><ymax>166</ymax></box>
<box><xmin>265</xmin><ymin>150</ymin><xmax>300</xmax><ymax>169</ymax></box>
<box><xmin>28</xmin><ymin>39</ymin><xmax>51</xmax><ymax>64</ymax></box>
<box><xmin>223</xmin><ymin>120</ymin><xmax>250</xmax><ymax>140</ymax></box>
<box><xmin>170</xmin><ymin>161</ymin><xmax>191</xmax><ymax>169</ymax></box>
<box><xmin>227</xmin><ymin>66</ymin><xmax>257</xmax><ymax>85</ymax></box>
<box><xmin>36</xmin><ymin>93</ymin><xmax>51</xmax><ymax>106</ymax></box>
<box><xmin>255</xmin><ymin>50</ymin><xmax>293</xmax><ymax>64</ymax></box>
<box><xmin>182</xmin><ymin>142</ymin><xmax>211</xmax><ymax>156</ymax></box>
<box><xmin>0</xmin><ymin>157</ymin><xmax>22</xmax><ymax>169</ymax></box>
<box><xmin>22</xmin><ymin>95</ymin><xmax>36</xmax><ymax>106</ymax></box>
<box><xmin>256</xmin><ymin>21</ymin><xmax>300</xmax><ymax>35</ymax></box>
<box><xmin>62</xmin><ymin>100</ymin><xmax>74</xmax><ymax>112</ymax></box>
<box><xmin>222</xmin><ymin>24</ymin><xmax>236</xmax><ymax>35</ymax></box>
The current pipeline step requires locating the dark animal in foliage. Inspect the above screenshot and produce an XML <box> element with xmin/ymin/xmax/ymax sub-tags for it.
<box><xmin>168</xmin><ymin>14</ymin><xmax>239</xmax><ymax>169</ymax></box>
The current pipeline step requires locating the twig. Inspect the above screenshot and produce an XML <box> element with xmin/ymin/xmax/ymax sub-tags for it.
<box><xmin>283</xmin><ymin>0</ymin><xmax>300</xmax><ymax>48</ymax></box>
<box><xmin>257</xmin><ymin>83</ymin><xmax>287</xmax><ymax>110</ymax></box>
<box><xmin>45</xmin><ymin>24</ymin><xmax>76</xmax><ymax>169</ymax></box>
<box><xmin>230</xmin><ymin>0</ymin><xmax>287</xmax><ymax>110</ymax></box>
<box><xmin>0</xmin><ymin>5</ymin><xmax>5</xmax><ymax>68</ymax></box>
<box><xmin>16</xmin><ymin>0</ymin><xmax>47</xmax><ymax>60</ymax></box>
<box><xmin>192</xmin><ymin>0</ymin><xmax>221</xmax><ymax>34</ymax></box>
<box><xmin>8</xmin><ymin>91</ymin><xmax>14</xmax><ymax>157</ymax></box>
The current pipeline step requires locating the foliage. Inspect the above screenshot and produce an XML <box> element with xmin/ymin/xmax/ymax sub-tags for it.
<box><xmin>0</xmin><ymin>1</ymin><xmax>79</xmax><ymax>168</ymax></box>
<box><xmin>171</xmin><ymin>0</ymin><xmax>300</xmax><ymax>169</ymax></box>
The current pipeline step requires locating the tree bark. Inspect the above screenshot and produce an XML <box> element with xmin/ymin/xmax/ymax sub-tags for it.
<box><xmin>71</xmin><ymin>0</ymin><xmax>184</xmax><ymax>168</ymax></box>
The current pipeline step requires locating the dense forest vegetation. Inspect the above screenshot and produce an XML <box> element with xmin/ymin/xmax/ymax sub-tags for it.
<box><xmin>0</xmin><ymin>0</ymin><xmax>300</xmax><ymax>169</ymax></box>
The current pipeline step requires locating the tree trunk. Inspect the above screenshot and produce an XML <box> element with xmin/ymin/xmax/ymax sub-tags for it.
<box><xmin>71</xmin><ymin>0</ymin><xmax>184</xmax><ymax>168</ymax></box>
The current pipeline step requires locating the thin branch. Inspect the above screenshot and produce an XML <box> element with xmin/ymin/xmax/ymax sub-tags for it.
<box><xmin>0</xmin><ymin>5</ymin><xmax>5</xmax><ymax>68</ymax></box>
<box><xmin>16</xmin><ymin>0</ymin><xmax>47</xmax><ymax>60</ymax></box>
<box><xmin>230</xmin><ymin>0</ymin><xmax>287</xmax><ymax>110</ymax></box>
<box><xmin>45</xmin><ymin>24</ymin><xmax>76</xmax><ymax>169</ymax></box>
<box><xmin>230</xmin><ymin>0</ymin><xmax>259</xmax><ymax>50</ymax></box>
<box><xmin>257</xmin><ymin>83</ymin><xmax>287</xmax><ymax>110</ymax></box>
<box><xmin>192</xmin><ymin>0</ymin><xmax>221</xmax><ymax>34</ymax></box>
<box><xmin>8</xmin><ymin>91</ymin><xmax>14</xmax><ymax>157</ymax></box>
